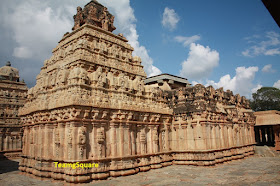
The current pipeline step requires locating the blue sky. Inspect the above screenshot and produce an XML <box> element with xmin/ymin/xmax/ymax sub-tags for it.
<box><xmin>0</xmin><ymin>0</ymin><xmax>279</xmax><ymax>98</ymax></box>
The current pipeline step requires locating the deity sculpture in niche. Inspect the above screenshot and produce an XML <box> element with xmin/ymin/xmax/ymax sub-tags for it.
<box><xmin>78</xmin><ymin>126</ymin><xmax>87</xmax><ymax>158</ymax></box>
<box><xmin>97</xmin><ymin>127</ymin><xmax>105</xmax><ymax>157</ymax></box>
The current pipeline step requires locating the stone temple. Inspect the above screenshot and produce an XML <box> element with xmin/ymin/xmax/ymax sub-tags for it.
<box><xmin>0</xmin><ymin>62</ymin><xmax>28</xmax><ymax>158</ymax></box>
<box><xmin>19</xmin><ymin>0</ymin><xmax>256</xmax><ymax>183</ymax></box>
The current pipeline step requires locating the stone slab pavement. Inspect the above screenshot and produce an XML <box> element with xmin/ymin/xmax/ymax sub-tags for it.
<box><xmin>0</xmin><ymin>155</ymin><xmax>279</xmax><ymax>186</ymax></box>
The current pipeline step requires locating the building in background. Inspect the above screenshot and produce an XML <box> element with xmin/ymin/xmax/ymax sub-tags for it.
<box><xmin>254</xmin><ymin>110</ymin><xmax>280</xmax><ymax>151</ymax></box>
<box><xmin>0</xmin><ymin>62</ymin><xmax>28</xmax><ymax>159</ymax></box>
<box><xmin>144</xmin><ymin>73</ymin><xmax>191</xmax><ymax>90</ymax></box>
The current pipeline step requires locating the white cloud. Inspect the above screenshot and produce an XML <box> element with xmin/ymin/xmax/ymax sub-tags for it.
<box><xmin>273</xmin><ymin>80</ymin><xmax>280</xmax><ymax>89</ymax></box>
<box><xmin>13</xmin><ymin>47</ymin><xmax>33</xmax><ymax>59</ymax></box>
<box><xmin>175</xmin><ymin>35</ymin><xmax>201</xmax><ymax>47</ymax></box>
<box><xmin>262</xmin><ymin>64</ymin><xmax>276</xmax><ymax>73</ymax></box>
<box><xmin>264</xmin><ymin>48</ymin><xmax>280</xmax><ymax>55</ymax></box>
<box><xmin>206</xmin><ymin>66</ymin><xmax>260</xmax><ymax>98</ymax></box>
<box><xmin>179</xmin><ymin>43</ymin><xmax>219</xmax><ymax>80</ymax></box>
<box><xmin>162</xmin><ymin>7</ymin><xmax>180</xmax><ymax>31</ymax></box>
<box><xmin>251</xmin><ymin>84</ymin><xmax>262</xmax><ymax>94</ymax></box>
<box><xmin>0</xmin><ymin>0</ymin><xmax>161</xmax><ymax>87</ymax></box>
<box><xmin>242</xmin><ymin>31</ymin><xmax>280</xmax><ymax>57</ymax></box>
<box><xmin>99</xmin><ymin>0</ymin><xmax>161</xmax><ymax>77</ymax></box>
<box><xmin>2</xmin><ymin>0</ymin><xmax>74</xmax><ymax>61</ymax></box>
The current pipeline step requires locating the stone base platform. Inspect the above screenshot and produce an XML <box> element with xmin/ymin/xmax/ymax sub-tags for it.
<box><xmin>0</xmin><ymin>150</ymin><xmax>22</xmax><ymax>160</ymax></box>
<box><xmin>19</xmin><ymin>145</ymin><xmax>255</xmax><ymax>183</ymax></box>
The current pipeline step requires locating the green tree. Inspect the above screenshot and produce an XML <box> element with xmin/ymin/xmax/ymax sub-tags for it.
<box><xmin>250</xmin><ymin>87</ymin><xmax>280</xmax><ymax>111</ymax></box>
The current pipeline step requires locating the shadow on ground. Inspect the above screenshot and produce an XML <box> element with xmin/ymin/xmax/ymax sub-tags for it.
<box><xmin>0</xmin><ymin>157</ymin><xmax>19</xmax><ymax>174</ymax></box>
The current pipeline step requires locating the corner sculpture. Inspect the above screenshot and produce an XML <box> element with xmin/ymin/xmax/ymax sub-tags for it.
<box><xmin>19</xmin><ymin>0</ymin><xmax>255</xmax><ymax>183</ymax></box>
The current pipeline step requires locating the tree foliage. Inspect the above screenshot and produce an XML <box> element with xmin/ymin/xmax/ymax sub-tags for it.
<box><xmin>250</xmin><ymin>87</ymin><xmax>280</xmax><ymax>111</ymax></box>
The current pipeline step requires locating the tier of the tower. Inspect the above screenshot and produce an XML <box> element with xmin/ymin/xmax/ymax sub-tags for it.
<box><xmin>19</xmin><ymin>24</ymin><xmax>172</xmax><ymax>116</ymax></box>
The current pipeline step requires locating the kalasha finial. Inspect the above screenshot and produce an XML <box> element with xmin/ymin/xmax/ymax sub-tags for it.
<box><xmin>72</xmin><ymin>1</ymin><xmax>116</xmax><ymax>32</ymax></box>
<box><xmin>6</xmin><ymin>61</ymin><xmax>11</xmax><ymax>66</ymax></box>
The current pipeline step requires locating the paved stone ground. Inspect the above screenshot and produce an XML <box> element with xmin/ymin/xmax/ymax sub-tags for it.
<box><xmin>1</xmin><ymin>150</ymin><xmax>280</xmax><ymax>186</ymax></box>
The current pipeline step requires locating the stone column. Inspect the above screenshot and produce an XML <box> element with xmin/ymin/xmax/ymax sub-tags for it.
<box><xmin>220</xmin><ymin>124</ymin><xmax>225</xmax><ymax>149</ymax></box>
<box><xmin>147</xmin><ymin>125</ymin><xmax>153</xmax><ymax>154</ymax></box>
<box><xmin>251</xmin><ymin>125</ymin><xmax>256</xmax><ymax>144</ymax></box>
<box><xmin>29</xmin><ymin>128</ymin><xmax>34</xmax><ymax>158</ymax></box>
<box><xmin>23</xmin><ymin>128</ymin><xmax>27</xmax><ymax>156</ymax></box>
<box><xmin>153</xmin><ymin>126</ymin><xmax>159</xmax><ymax>153</ymax></box>
<box><xmin>130</xmin><ymin>124</ymin><xmax>136</xmax><ymax>155</ymax></box>
<box><xmin>172</xmin><ymin>124</ymin><xmax>179</xmax><ymax>151</ymax></box>
<box><xmin>183</xmin><ymin>123</ymin><xmax>188</xmax><ymax>150</ymax></box>
<box><xmin>181</xmin><ymin>123</ymin><xmax>187</xmax><ymax>151</ymax></box>
<box><xmin>244</xmin><ymin>124</ymin><xmax>247</xmax><ymax>145</ymax></box>
<box><xmin>119</xmin><ymin>123</ymin><xmax>124</xmax><ymax>157</ymax></box>
<box><xmin>46</xmin><ymin>124</ymin><xmax>53</xmax><ymax>159</ymax></box>
<box><xmin>241</xmin><ymin>124</ymin><xmax>245</xmax><ymax>146</ymax></box>
<box><xmin>110</xmin><ymin>123</ymin><xmax>117</xmax><ymax>157</ymax></box>
<box><xmin>261</xmin><ymin>127</ymin><xmax>266</xmax><ymax>145</ymax></box>
<box><xmin>210</xmin><ymin>124</ymin><xmax>216</xmax><ymax>150</ymax></box>
<box><xmin>34</xmin><ymin>126</ymin><xmax>39</xmax><ymax>158</ymax></box>
<box><xmin>195</xmin><ymin>121</ymin><xmax>205</xmax><ymax>150</ymax></box>
<box><xmin>273</xmin><ymin>125</ymin><xmax>280</xmax><ymax>151</ymax></box>
<box><xmin>58</xmin><ymin>123</ymin><xmax>65</xmax><ymax>160</ymax></box>
<box><xmin>124</xmin><ymin>123</ymin><xmax>130</xmax><ymax>156</ymax></box>
<box><xmin>66</xmin><ymin>123</ymin><xmax>73</xmax><ymax>160</ymax></box>
<box><xmin>39</xmin><ymin>125</ymin><xmax>44</xmax><ymax>159</ymax></box>
<box><xmin>267</xmin><ymin>126</ymin><xmax>272</xmax><ymax>145</ymax></box>
<box><xmin>187</xmin><ymin>122</ymin><xmax>195</xmax><ymax>150</ymax></box>
<box><xmin>224</xmin><ymin>124</ymin><xmax>229</xmax><ymax>148</ymax></box>
<box><xmin>140</xmin><ymin>126</ymin><xmax>146</xmax><ymax>154</ymax></box>
<box><xmin>204</xmin><ymin>123</ymin><xmax>211</xmax><ymax>150</ymax></box>
<box><xmin>164</xmin><ymin>124</ymin><xmax>170</xmax><ymax>151</ymax></box>
<box><xmin>136</xmin><ymin>125</ymin><xmax>141</xmax><ymax>155</ymax></box>
<box><xmin>215</xmin><ymin>124</ymin><xmax>221</xmax><ymax>149</ymax></box>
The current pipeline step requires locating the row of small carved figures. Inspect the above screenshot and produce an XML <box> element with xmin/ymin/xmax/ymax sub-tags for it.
<box><xmin>20</xmin><ymin>107</ymin><xmax>170</xmax><ymax>124</ymax></box>
<box><xmin>0</xmin><ymin>91</ymin><xmax>27</xmax><ymax>99</ymax></box>
<box><xmin>45</xmin><ymin>37</ymin><xmax>134</xmax><ymax>68</ymax></box>
<box><xmin>163</xmin><ymin>85</ymin><xmax>250</xmax><ymax>108</ymax></box>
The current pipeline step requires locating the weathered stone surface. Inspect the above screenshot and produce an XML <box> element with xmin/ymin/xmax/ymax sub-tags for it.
<box><xmin>19</xmin><ymin>1</ymin><xmax>172</xmax><ymax>183</ymax></box>
<box><xmin>73</xmin><ymin>0</ymin><xmax>116</xmax><ymax>32</ymax></box>
<box><xmin>162</xmin><ymin>84</ymin><xmax>255</xmax><ymax>166</ymax></box>
<box><xmin>18</xmin><ymin>1</ymin><xmax>256</xmax><ymax>183</ymax></box>
<box><xmin>0</xmin><ymin>62</ymin><xmax>28</xmax><ymax>159</ymax></box>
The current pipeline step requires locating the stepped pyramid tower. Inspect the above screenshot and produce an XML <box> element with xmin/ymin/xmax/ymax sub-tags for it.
<box><xmin>19</xmin><ymin>1</ymin><xmax>172</xmax><ymax>183</ymax></box>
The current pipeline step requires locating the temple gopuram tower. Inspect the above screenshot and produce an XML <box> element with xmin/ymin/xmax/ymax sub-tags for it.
<box><xmin>0</xmin><ymin>61</ymin><xmax>28</xmax><ymax>158</ymax></box>
<box><xmin>19</xmin><ymin>0</ymin><xmax>172</xmax><ymax>183</ymax></box>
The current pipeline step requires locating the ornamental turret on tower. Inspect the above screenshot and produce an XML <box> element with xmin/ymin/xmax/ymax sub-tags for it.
<box><xmin>72</xmin><ymin>0</ymin><xmax>116</xmax><ymax>32</ymax></box>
